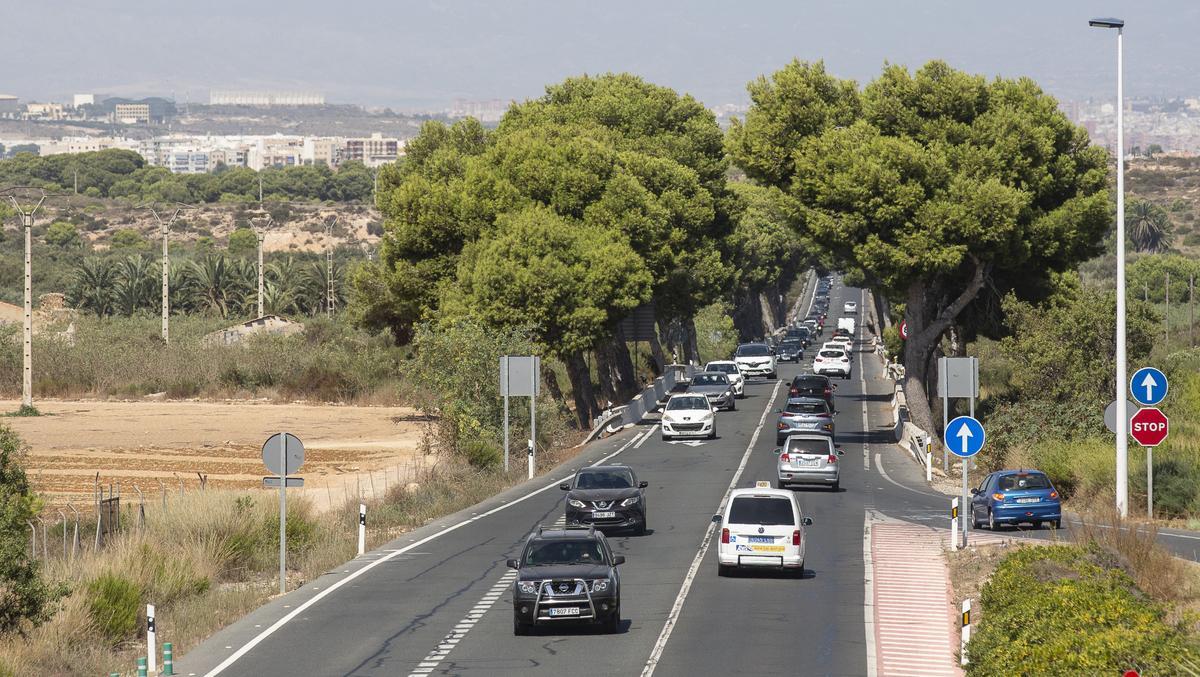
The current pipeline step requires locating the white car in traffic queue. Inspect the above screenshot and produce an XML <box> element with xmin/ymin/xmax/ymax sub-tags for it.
<box><xmin>813</xmin><ymin>346</ymin><xmax>851</xmax><ymax>379</ymax></box>
<box><xmin>713</xmin><ymin>481</ymin><xmax>812</xmax><ymax>577</ymax></box>
<box><xmin>733</xmin><ymin>343</ymin><xmax>777</xmax><ymax>380</ymax></box>
<box><xmin>843</xmin><ymin>301</ymin><xmax>857</xmax><ymax>314</ymax></box>
<box><xmin>660</xmin><ymin>393</ymin><xmax>718</xmax><ymax>441</ymax></box>
<box><xmin>824</xmin><ymin>337</ymin><xmax>854</xmax><ymax>361</ymax></box>
<box><xmin>703</xmin><ymin>361</ymin><xmax>746</xmax><ymax>398</ymax></box>
<box><xmin>775</xmin><ymin>434</ymin><xmax>841</xmax><ymax>491</ymax></box>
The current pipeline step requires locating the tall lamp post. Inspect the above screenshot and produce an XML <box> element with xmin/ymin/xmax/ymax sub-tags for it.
<box><xmin>1090</xmin><ymin>16</ymin><xmax>1127</xmax><ymax>517</ymax></box>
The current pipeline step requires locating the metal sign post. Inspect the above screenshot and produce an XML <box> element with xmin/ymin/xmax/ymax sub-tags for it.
<box><xmin>938</xmin><ymin>356</ymin><xmax>979</xmax><ymax>479</ymax></box>
<box><xmin>500</xmin><ymin>356</ymin><xmax>540</xmax><ymax>476</ymax></box>
<box><xmin>946</xmin><ymin>415</ymin><xmax>985</xmax><ymax>548</ymax></box>
<box><xmin>262</xmin><ymin>432</ymin><xmax>304</xmax><ymax>595</ymax></box>
<box><xmin>529</xmin><ymin>359</ymin><xmax>537</xmax><ymax>480</ymax></box>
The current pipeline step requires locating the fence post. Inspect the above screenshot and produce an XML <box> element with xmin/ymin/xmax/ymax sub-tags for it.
<box><xmin>134</xmin><ymin>485</ymin><xmax>145</xmax><ymax>529</ymax></box>
<box><xmin>58</xmin><ymin>509</ymin><xmax>67</xmax><ymax>559</ymax></box>
<box><xmin>40</xmin><ymin>517</ymin><xmax>47</xmax><ymax>561</ymax></box>
<box><xmin>358</xmin><ymin>503</ymin><xmax>366</xmax><ymax>556</ymax></box>
<box><xmin>68</xmin><ymin>503</ymin><xmax>79</xmax><ymax>561</ymax></box>
<box><xmin>159</xmin><ymin>478</ymin><xmax>166</xmax><ymax>510</ymax></box>
<box><xmin>27</xmin><ymin>520</ymin><xmax>35</xmax><ymax>559</ymax></box>
<box><xmin>146</xmin><ymin>604</ymin><xmax>157</xmax><ymax>674</ymax></box>
<box><xmin>163</xmin><ymin>642</ymin><xmax>174</xmax><ymax>675</ymax></box>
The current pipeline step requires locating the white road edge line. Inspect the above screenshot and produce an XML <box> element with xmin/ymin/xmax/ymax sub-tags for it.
<box><xmin>876</xmin><ymin>453</ymin><xmax>943</xmax><ymax>499</ymax></box>
<box><xmin>639</xmin><ymin>379</ymin><xmax>783</xmax><ymax>677</ymax></box>
<box><xmin>202</xmin><ymin>423</ymin><xmax>653</xmax><ymax>677</ymax></box>
<box><xmin>864</xmin><ymin>510</ymin><xmax>879</xmax><ymax>677</ymax></box>
<box><xmin>860</xmin><ymin>288</ymin><xmax>869</xmax><ymax>472</ymax></box>
<box><xmin>634</xmin><ymin>424</ymin><xmax>659</xmax><ymax>449</ymax></box>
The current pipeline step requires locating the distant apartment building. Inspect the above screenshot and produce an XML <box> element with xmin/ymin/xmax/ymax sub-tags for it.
<box><xmin>37</xmin><ymin>136</ymin><xmax>134</xmax><ymax>156</ymax></box>
<box><xmin>24</xmin><ymin>102</ymin><xmax>64</xmax><ymax>120</ymax></box>
<box><xmin>167</xmin><ymin>149</ymin><xmax>212</xmax><ymax>174</ymax></box>
<box><xmin>253</xmin><ymin>135</ymin><xmax>305</xmax><ymax>168</ymax></box>
<box><xmin>342</xmin><ymin>133</ymin><xmax>401</xmax><ymax>168</ymax></box>
<box><xmin>73</xmin><ymin>94</ymin><xmax>95</xmax><ymax>108</ymax></box>
<box><xmin>450</xmin><ymin>99</ymin><xmax>507</xmax><ymax>122</ymax></box>
<box><xmin>114</xmin><ymin>103</ymin><xmax>151</xmax><ymax>124</ymax></box>
<box><xmin>303</xmin><ymin>137</ymin><xmax>342</xmax><ymax>166</ymax></box>
<box><xmin>209</xmin><ymin>90</ymin><xmax>325</xmax><ymax>106</ymax></box>
<box><xmin>0</xmin><ymin>95</ymin><xmax>19</xmax><ymax>116</ymax></box>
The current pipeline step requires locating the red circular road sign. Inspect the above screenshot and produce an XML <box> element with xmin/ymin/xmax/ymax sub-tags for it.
<box><xmin>1130</xmin><ymin>407</ymin><xmax>1169</xmax><ymax>447</ymax></box>
<box><xmin>899</xmin><ymin>321</ymin><xmax>909</xmax><ymax>340</ymax></box>
<box><xmin>1124</xmin><ymin>671</ymin><xmax>1140</xmax><ymax>677</ymax></box>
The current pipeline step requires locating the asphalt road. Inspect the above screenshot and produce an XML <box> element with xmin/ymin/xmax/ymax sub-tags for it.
<box><xmin>177</xmin><ymin>277</ymin><xmax>1200</xmax><ymax>677</ymax></box>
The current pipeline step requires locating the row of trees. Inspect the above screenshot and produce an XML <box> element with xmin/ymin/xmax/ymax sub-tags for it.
<box><xmin>353</xmin><ymin>75</ymin><xmax>807</xmax><ymax>425</ymax></box>
<box><xmin>69</xmin><ymin>253</ymin><xmax>345</xmax><ymax>319</ymax></box>
<box><xmin>0</xmin><ymin>149</ymin><xmax>375</xmax><ymax>204</ymax></box>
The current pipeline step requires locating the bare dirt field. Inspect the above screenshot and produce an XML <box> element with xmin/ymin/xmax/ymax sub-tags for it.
<box><xmin>4</xmin><ymin>399</ymin><xmax>437</xmax><ymax>512</ymax></box>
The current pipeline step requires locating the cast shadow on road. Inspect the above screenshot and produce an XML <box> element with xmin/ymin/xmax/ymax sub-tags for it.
<box><xmin>721</xmin><ymin>567</ymin><xmax>816</xmax><ymax>581</ymax></box>
<box><xmin>523</xmin><ymin>618</ymin><xmax>633</xmax><ymax>636</ymax></box>
<box><xmin>841</xmin><ymin>391</ymin><xmax>893</xmax><ymax>403</ymax></box>
<box><xmin>837</xmin><ymin>429</ymin><xmax>897</xmax><ymax>446</ymax></box>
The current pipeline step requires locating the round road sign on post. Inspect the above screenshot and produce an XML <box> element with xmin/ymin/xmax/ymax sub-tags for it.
<box><xmin>899</xmin><ymin>321</ymin><xmax>909</xmax><ymax>340</ymax></box>
<box><xmin>262</xmin><ymin>433</ymin><xmax>305</xmax><ymax>476</ymax></box>
<box><xmin>1130</xmin><ymin>367</ymin><xmax>1168</xmax><ymax>406</ymax></box>
<box><xmin>1130</xmin><ymin>407</ymin><xmax>1169</xmax><ymax>447</ymax></box>
<box><xmin>944</xmin><ymin>416</ymin><xmax>985</xmax><ymax>458</ymax></box>
<box><xmin>1104</xmin><ymin>399</ymin><xmax>1137</xmax><ymax>435</ymax></box>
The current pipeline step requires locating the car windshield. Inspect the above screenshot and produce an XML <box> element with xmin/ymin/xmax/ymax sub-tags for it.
<box><xmin>692</xmin><ymin>373</ymin><xmax>729</xmax><ymax>386</ymax></box>
<box><xmin>706</xmin><ymin>363</ymin><xmax>736</xmax><ymax>374</ymax></box>
<box><xmin>667</xmin><ymin>396</ymin><xmax>708</xmax><ymax>411</ymax></box>
<box><xmin>819</xmin><ymin>350</ymin><xmax>845</xmax><ymax>358</ymax></box>
<box><xmin>998</xmin><ymin>474</ymin><xmax>1052</xmax><ymax>491</ymax></box>
<box><xmin>524</xmin><ymin>540</ymin><xmax>606</xmax><ymax>566</ymax></box>
<box><xmin>576</xmin><ymin>470</ymin><xmax>634</xmax><ymax>489</ymax></box>
<box><xmin>736</xmin><ymin>344</ymin><xmax>770</xmax><ymax>357</ymax></box>
<box><xmin>785</xmin><ymin>402</ymin><xmax>827</xmax><ymax>415</ymax></box>
<box><xmin>785</xmin><ymin>439</ymin><xmax>831</xmax><ymax>455</ymax></box>
<box><xmin>728</xmin><ymin>497</ymin><xmax>795</xmax><ymax>526</ymax></box>
<box><xmin>781</xmin><ymin>339</ymin><xmax>801</xmax><ymax>348</ymax></box>
<box><xmin>792</xmin><ymin>377</ymin><xmax>826</xmax><ymax>389</ymax></box>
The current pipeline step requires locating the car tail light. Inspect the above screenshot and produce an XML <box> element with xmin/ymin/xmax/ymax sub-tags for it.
<box><xmin>789</xmin><ymin>388</ymin><xmax>799</xmax><ymax>396</ymax></box>
<box><xmin>992</xmin><ymin>493</ymin><xmax>1005</xmax><ymax>501</ymax></box>
<box><xmin>1049</xmin><ymin>491</ymin><xmax>1059</xmax><ymax>499</ymax></box>
<box><xmin>777</xmin><ymin>422</ymin><xmax>787</xmax><ymax>430</ymax></box>
<box><xmin>792</xmin><ymin>530</ymin><xmax>801</xmax><ymax>546</ymax></box>
<box><xmin>780</xmin><ymin>452</ymin><xmax>790</xmax><ymax>462</ymax></box>
<box><xmin>721</xmin><ymin>528</ymin><xmax>730</xmax><ymax>544</ymax></box>
<box><xmin>827</xmin><ymin>454</ymin><xmax>837</xmax><ymax>464</ymax></box>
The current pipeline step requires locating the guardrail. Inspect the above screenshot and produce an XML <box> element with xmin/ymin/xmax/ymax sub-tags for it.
<box><xmin>584</xmin><ymin>363</ymin><xmax>697</xmax><ymax>442</ymax></box>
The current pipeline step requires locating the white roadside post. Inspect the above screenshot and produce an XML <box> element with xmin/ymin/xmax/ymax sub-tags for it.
<box><xmin>358</xmin><ymin>503</ymin><xmax>366</xmax><ymax>556</ymax></box>
<box><xmin>961</xmin><ymin>598</ymin><xmax>972</xmax><ymax>666</ymax></box>
<box><xmin>146</xmin><ymin>604</ymin><xmax>157</xmax><ymax>674</ymax></box>
<box><xmin>950</xmin><ymin>497</ymin><xmax>959</xmax><ymax>551</ymax></box>
<box><xmin>925</xmin><ymin>441</ymin><xmax>932</xmax><ymax>483</ymax></box>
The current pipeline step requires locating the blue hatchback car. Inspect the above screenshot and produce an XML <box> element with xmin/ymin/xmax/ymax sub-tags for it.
<box><xmin>970</xmin><ymin>470</ymin><xmax>1062</xmax><ymax>530</ymax></box>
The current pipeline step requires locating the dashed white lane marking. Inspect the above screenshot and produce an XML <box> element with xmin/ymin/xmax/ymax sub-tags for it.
<box><xmin>405</xmin><ymin>515</ymin><xmax>567</xmax><ymax>676</ymax></box>
<box><xmin>635</xmin><ymin>424</ymin><xmax>659</xmax><ymax>448</ymax></box>
<box><xmin>640</xmin><ymin>379</ymin><xmax>784</xmax><ymax>677</ymax></box>
<box><xmin>872</xmin><ymin>522</ymin><xmax>961</xmax><ymax>677</ymax></box>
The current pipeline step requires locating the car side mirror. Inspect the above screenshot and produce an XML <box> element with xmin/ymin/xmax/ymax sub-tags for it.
<box><xmin>801</xmin><ymin>517</ymin><xmax>814</xmax><ymax>526</ymax></box>
<box><xmin>613</xmin><ymin>555</ymin><xmax>626</xmax><ymax>566</ymax></box>
<box><xmin>506</xmin><ymin>558</ymin><xmax>519</xmax><ymax>569</ymax></box>
<box><xmin>831</xmin><ymin>385</ymin><xmax>838</xmax><ymax>391</ymax></box>
<box><xmin>711</xmin><ymin>514</ymin><xmax>722</xmax><ymax>523</ymax></box>
<box><xmin>772</xmin><ymin>448</ymin><xmax>782</xmax><ymax>455</ymax></box>
<box><xmin>560</xmin><ymin>483</ymin><xmax>570</xmax><ymax>491</ymax></box>
<box><xmin>638</xmin><ymin>480</ymin><xmax>648</xmax><ymax>488</ymax></box>
<box><xmin>774</xmin><ymin>408</ymin><xmax>782</xmax><ymax>413</ymax></box>
<box><xmin>836</xmin><ymin>449</ymin><xmax>845</xmax><ymax>456</ymax></box>
<box><xmin>970</xmin><ymin>488</ymin><xmax>979</xmax><ymax>495</ymax></box>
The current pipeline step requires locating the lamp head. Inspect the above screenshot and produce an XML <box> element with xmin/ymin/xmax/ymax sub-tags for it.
<box><xmin>1089</xmin><ymin>17</ymin><xmax>1124</xmax><ymax>29</ymax></box>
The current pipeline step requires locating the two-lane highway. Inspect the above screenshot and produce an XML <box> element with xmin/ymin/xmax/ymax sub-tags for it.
<box><xmin>177</xmin><ymin>279</ymin><xmax>946</xmax><ymax>677</ymax></box>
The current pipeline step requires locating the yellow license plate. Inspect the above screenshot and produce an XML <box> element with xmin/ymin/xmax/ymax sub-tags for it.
<box><xmin>753</xmin><ymin>545</ymin><xmax>785</xmax><ymax>552</ymax></box>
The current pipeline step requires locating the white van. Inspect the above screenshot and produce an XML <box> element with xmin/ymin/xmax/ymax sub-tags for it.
<box><xmin>837</xmin><ymin>317</ymin><xmax>855</xmax><ymax>335</ymax></box>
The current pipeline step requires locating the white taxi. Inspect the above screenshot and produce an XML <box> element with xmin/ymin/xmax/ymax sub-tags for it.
<box><xmin>712</xmin><ymin>481</ymin><xmax>812</xmax><ymax>577</ymax></box>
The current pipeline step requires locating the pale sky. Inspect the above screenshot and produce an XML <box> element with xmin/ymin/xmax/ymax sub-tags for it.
<box><xmin>3</xmin><ymin>1</ymin><xmax>1195</xmax><ymax>109</ymax></box>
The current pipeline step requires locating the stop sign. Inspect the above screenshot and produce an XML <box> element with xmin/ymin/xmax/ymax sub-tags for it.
<box><xmin>1130</xmin><ymin>407</ymin><xmax>1169</xmax><ymax>447</ymax></box>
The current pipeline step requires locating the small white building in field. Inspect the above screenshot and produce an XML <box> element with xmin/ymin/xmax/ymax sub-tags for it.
<box><xmin>203</xmin><ymin>315</ymin><xmax>304</xmax><ymax>346</ymax></box>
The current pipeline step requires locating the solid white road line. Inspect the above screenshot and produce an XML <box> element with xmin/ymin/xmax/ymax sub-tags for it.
<box><xmin>639</xmin><ymin>379</ymin><xmax>784</xmax><ymax>677</ymax></box>
<box><xmin>863</xmin><ymin>512</ymin><xmax>879</xmax><ymax>677</ymax></box>
<box><xmin>875</xmin><ymin>453</ymin><xmax>944</xmax><ymax>498</ymax></box>
<box><xmin>634</xmin><ymin>424</ymin><xmax>659</xmax><ymax>449</ymax></box>
<box><xmin>859</xmin><ymin>288</ymin><xmax>870</xmax><ymax>472</ymax></box>
<box><xmin>201</xmin><ymin>425</ymin><xmax>652</xmax><ymax>676</ymax></box>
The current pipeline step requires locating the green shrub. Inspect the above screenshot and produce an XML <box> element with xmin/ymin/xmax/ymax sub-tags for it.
<box><xmin>0</xmin><ymin>424</ymin><xmax>60</xmax><ymax>634</ymax></box>
<box><xmin>86</xmin><ymin>574</ymin><xmax>141</xmax><ymax>646</ymax></box>
<box><xmin>459</xmin><ymin>438</ymin><xmax>502</xmax><ymax>470</ymax></box>
<box><xmin>968</xmin><ymin>545</ymin><xmax>1191</xmax><ymax>676</ymax></box>
<box><xmin>1131</xmin><ymin>457</ymin><xmax>1200</xmax><ymax>518</ymax></box>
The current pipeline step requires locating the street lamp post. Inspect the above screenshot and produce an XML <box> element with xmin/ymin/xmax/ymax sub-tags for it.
<box><xmin>1090</xmin><ymin>16</ymin><xmax>1127</xmax><ymax>517</ymax></box>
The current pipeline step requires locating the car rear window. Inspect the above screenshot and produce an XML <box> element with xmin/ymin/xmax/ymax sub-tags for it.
<box><xmin>784</xmin><ymin>402</ymin><xmax>827</xmax><ymax>415</ymax></box>
<box><xmin>728</xmin><ymin>497</ymin><xmax>795</xmax><ymax>526</ymax></box>
<box><xmin>781</xmin><ymin>339</ymin><xmax>801</xmax><ymax>348</ymax></box>
<box><xmin>706</xmin><ymin>363</ymin><xmax>736</xmax><ymax>374</ymax></box>
<box><xmin>819</xmin><ymin>350</ymin><xmax>845</xmax><ymax>358</ymax></box>
<box><xmin>998</xmin><ymin>474</ymin><xmax>1051</xmax><ymax>491</ymax></box>
<box><xmin>785</xmin><ymin>439</ymin><xmax>831</xmax><ymax>455</ymax></box>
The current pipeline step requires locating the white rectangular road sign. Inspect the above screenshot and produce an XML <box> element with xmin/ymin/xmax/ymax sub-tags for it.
<box><xmin>500</xmin><ymin>356</ymin><xmax>541</xmax><ymax>397</ymax></box>
<box><xmin>938</xmin><ymin>357</ymin><xmax>979</xmax><ymax>399</ymax></box>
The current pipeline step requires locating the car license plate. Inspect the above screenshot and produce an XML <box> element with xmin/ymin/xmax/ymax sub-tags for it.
<box><xmin>800</xmin><ymin>459</ymin><xmax>819</xmax><ymax>467</ymax></box>
<box><xmin>748</xmin><ymin>536</ymin><xmax>773</xmax><ymax>544</ymax></box>
<box><xmin>1016</xmin><ymin>497</ymin><xmax>1039</xmax><ymax>504</ymax></box>
<box><xmin>549</xmin><ymin>607</ymin><xmax>580</xmax><ymax>617</ymax></box>
<box><xmin>593</xmin><ymin>511</ymin><xmax>616</xmax><ymax>519</ymax></box>
<box><xmin>753</xmin><ymin>545</ymin><xmax>785</xmax><ymax>552</ymax></box>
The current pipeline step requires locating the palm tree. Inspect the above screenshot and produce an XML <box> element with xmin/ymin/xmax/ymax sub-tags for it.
<box><xmin>302</xmin><ymin>259</ymin><xmax>345</xmax><ymax>316</ymax></box>
<box><xmin>1127</xmin><ymin>200</ymin><xmax>1174</xmax><ymax>253</ymax></box>
<box><xmin>187</xmin><ymin>254</ymin><xmax>237</xmax><ymax>318</ymax></box>
<box><xmin>266</xmin><ymin>257</ymin><xmax>305</xmax><ymax>315</ymax></box>
<box><xmin>113</xmin><ymin>255</ymin><xmax>157</xmax><ymax>316</ymax></box>
<box><xmin>261</xmin><ymin>279</ymin><xmax>298</xmax><ymax>316</ymax></box>
<box><xmin>69</xmin><ymin>258</ymin><xmax>117</xmax><ymax>317</ymax></box>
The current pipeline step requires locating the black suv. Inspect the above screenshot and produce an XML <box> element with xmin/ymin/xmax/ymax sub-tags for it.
<box><xmin>508</xmin><ymin>526</ymin><xmax>624</xmax><ymax>634</ymax></box>
<box><xmin>788</xmin><ymin>373</ymin><xmax>836</xmax><ymax>410</ymax></box>
<box><xmin>561</xmin><ymin>465</ymin><xmax>648</xmax><ymax>534</ymax></box>
<box><xmin>776</xmin><ymin>337</ymin><xmax>804</xmax><ymax>362</ymax></box>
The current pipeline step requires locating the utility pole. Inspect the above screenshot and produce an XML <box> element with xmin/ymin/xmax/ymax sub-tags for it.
<box><xmin>1190</xmin><ymin>274</ymin><xmax>1195</xmax><ymax>348</ymax></box>
<box><xmin>251</xmin><ymin>215</ymin><xmax>273</xmax><ymax>317</ymax></box>
<box><xmin>1165</xmin><ymin>271</ymin><xmax>1170</xmax><ymax>348</ymax></box>
<box><xmin>140</xmin><ymin>203</ymin><xmax>193</xmax><ymax>342</ymax></box>
<box><xmin>323</xmin><ymin>216</ymin><xmax>337</xmax><ymax>316</ymax></box>
<box><xmin>5</xmin><ymin>193</ymin><xmax>48</xmax><ymax>410</ymax></box>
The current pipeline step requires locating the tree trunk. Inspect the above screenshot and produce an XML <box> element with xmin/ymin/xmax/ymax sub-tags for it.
<box><xmin>731</xmin><ymin>289</ymin><xmax>763</xmax><ymax>342</ymax></box>
<box><xmin>564</xmin><ymin>350</ymin><xmax>599</xmax><ymax>428</ymax></box>
<box><xmin>683</xmin><ymin>316</ymin><xmax>701</xmax><ymax>364</ymax></box>
<box><xmin>595</xmin><ymin>326</ymin><xmax>639</xmax><ymax>405</ymax></box>
<box><xmin>758</xmin><ymin>292</ymin><xmax>778</xmax><ymax>336</ymax></box>
<box><xmin>648</xmin><ymin>329</ymin><xmax>666</xmax><ymax>374</ymax></box>
<box><xmin>541</xmin><ymin>361</ymin><xmax>570</xmax><ymax>415</ymax></box>
<box><xmin>901</xmin><ymin>259</ymin><xmax>989</xmax><ymax>443</ymax></box>
<box><xmin>658</xmin><ymin>317</ymin><xmax>679</xmax><ymax>364</ymax></box>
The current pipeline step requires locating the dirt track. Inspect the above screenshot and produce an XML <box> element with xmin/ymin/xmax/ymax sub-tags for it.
<box><xmin>4</xmin><ymin>399</ymin><xmax>436</xmax><ymax>512</ymax></box>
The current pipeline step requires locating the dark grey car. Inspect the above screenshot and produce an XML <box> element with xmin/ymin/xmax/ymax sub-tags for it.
<box><xmin>562</xmin><ymin>465</ymin><xmax>648</xmax><ymax>534</ymax></box>
<box><xmin>775</xmin><ymin>397</ymin><xmax>835</xmax><ymax>445</ymax></box>
<box><xmin>687</xmin><ymin>372</ymin><xmax>736</xmax><ymax>411</ymax></box>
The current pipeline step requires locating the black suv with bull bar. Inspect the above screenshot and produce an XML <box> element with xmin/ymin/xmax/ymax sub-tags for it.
<box><xmin>508</xmin><ymin>524</ymin><xmax>624</xmax><ymax>634</ymax></box>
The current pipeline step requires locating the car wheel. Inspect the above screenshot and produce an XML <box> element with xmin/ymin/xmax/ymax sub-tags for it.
<box><xmin>971</xmin><ymin>509</ymin><xmax>983</xmax><ymax>530</ymax></box>
<box><xmin>604</xmin><ymin>605</ymin><xmax>621</xmax><ymax>634</ymax></box>
<box><xmin>636</xmin><ymin>519</ymin><xmax>647</xmax><ymax>536</ymax></box>
<box><xmin>728</xmin><ymin>401</ymin><xmax>736</xmax><ymax>411</ymax></box>
<box><xmin>661</xmin><ymin>434</ymin><xmax>670</xmax><ymax>442</ymax></box>
<box><xmin>987</xmin><ymin>509</ymin><xmax>996</xmax><ymax>531</ymax></box>
<box><xmin>831</xmin><ymin>479</ymin><xmax>840</xmax><ymax>492</ymax></box>
<box><xmin>769</xmin><ymin>371</ymin><xmax>778</xmax><ymax>380</ymax></box>
<box><xmin>718</xmin><ymin>564</ymin><xmax>733</xmax><ymax>577</ymax></box>
<box><xmin>1052</xmin><ymin>519</ymin><xmax>1062</xmax><ymax>530</ymax></box>
<box><xmin>708</xmin><ymin>429</ymin><xmax>717</xmax><ymax>440</ymax></box>
<box><xmin>514</xmin><ymin>615</ymin><xmax>530</xmax><ymax>636</ymax></box>
<box><xmin>794</xmin><ymin>562</ymin><xmax>806</xmax><ymax>579</ymax></box>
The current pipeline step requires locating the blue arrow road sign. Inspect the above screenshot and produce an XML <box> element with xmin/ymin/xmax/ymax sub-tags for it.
<box><xmin>945</xmin><ymin>416</ymin><xmax>985</xmax><ymax>458</ymax></box>
<box><xmin>1130</xmin><ymin>367</ymin><xmax>1168</xmax><ymax>407</ymax></box>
